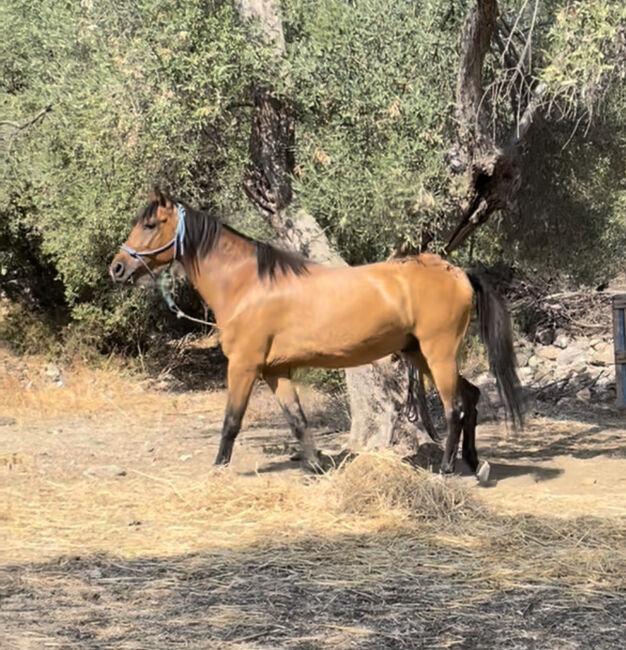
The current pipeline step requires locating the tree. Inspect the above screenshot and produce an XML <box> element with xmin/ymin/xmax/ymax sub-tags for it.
<box><xmin>0</xmin><ymin>0</ymin><xmax>623</xmax><ymax>420</ymax></box>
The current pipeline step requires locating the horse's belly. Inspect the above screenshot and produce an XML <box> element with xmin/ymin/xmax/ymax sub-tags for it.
<box><xmin>266</xmin><ymin>323</ymin><xmax>410</xmax><ymax>369</ymax></box>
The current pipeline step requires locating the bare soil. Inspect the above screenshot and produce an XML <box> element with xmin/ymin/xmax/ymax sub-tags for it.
<box><xmin>0</xmin><ymin>353</ymin><xmax>625</xmax><ymax>649</ymax></box>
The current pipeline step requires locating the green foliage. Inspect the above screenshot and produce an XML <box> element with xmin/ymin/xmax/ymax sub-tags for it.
<box><xmin>504</xmin><ymin>97</ymin><xmax>626</xmax><ymax>283</ymax></box>
<box><xmin>541</xmin><ymin>0</ymin><xmax>626</xmax><ymax>117</ymax></box>
<box><xmin>0</xmin><ymin>0</ymin><xmax>267</xmax><ymax>350</ymax></box>
<box><xmin>295</xmin><ymin>367</ymin><xmax>347</xmax><ymax>394</ymax></box>
<box><xmin>280</xmin><ymin>0</ymin><xmax>463</xmax><ymax>263</ymax></box>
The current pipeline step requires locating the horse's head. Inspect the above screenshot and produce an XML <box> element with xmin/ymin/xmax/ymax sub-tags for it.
<box><xmin>110</xmin><ymin>188</ymin><xmax>184</xmax><ymax>284</ymax></box>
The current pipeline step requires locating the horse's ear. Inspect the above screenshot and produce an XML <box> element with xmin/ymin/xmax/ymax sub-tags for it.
<box><xmin>149</xmin><ymin>186</ymin><xmax>168</xmax><ymax>207</ymax></box>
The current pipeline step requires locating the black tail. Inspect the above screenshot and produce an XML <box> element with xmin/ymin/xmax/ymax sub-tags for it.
<box><xmin>466</xmin><ymin>269</ymin><xmax>524</xmax><ymax>429</ymax></box>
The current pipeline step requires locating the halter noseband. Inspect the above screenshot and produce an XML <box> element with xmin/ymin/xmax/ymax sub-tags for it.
<box><xmin>121</xmin><ymin>203</ymin><xmax>187</xmax><ymax>276</ymax></box>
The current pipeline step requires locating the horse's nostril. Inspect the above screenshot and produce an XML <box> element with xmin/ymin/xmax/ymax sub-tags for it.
<box><xmin>111</xmin><ymin>261</ymin><xmax>125</xmax><ymax>280</ymax></box>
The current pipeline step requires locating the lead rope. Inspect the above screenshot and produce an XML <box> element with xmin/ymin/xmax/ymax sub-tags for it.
<box><xmin>157</xmin><ymin>270</ymin><xmax>217</xmax><ymax>329</ymax></box>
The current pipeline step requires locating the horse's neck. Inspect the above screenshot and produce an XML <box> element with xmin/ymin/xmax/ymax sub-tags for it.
<box><xmin>187</xmin><ymin>230</ymin><xmax>257</xmax><ymax>325</ymax></box>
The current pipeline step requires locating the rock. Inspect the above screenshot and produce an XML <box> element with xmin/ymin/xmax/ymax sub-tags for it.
<box><xmin>536</xmin><ymin>345</ymin><xmax>559</xmax><ymax>361</ymax></box>
<box><xmin>44</xmin><ymin>363</ymin><xmax>64</xmax><ymax>385</ymax></box>
<box><xmin>557</xmin><ymin>346</ymin><xmax>584</xmax><ymax>369</ymax></box>
<box><xmin>556</xmin><ymin>397</ymin><xmax>576</xmax><ymax>410</ymax></box>
<box><xmin>179</xmin><ymin>454</ymin><xmax>192</xmax><ymax>462</ymax></box>
<box><xmin>0</xmin><ymin>416</ymin><xmax>16</xmax><ymax>426</ymax></box>
<box><xmin>554</xmin><ymin>334</ymin><xmax>569</xmax><ymax>349</ymax></box>
<box><xmin>535</xmin><ymin>328</ymin><xmax>555</xmax><ymax>345</ymax></box>
<box><xmin>84</xmin><ymin>464</ymin><xmax>126</xmax><ymax>478</ymax></box>
<box><xmin>576</xmin><ymin>388</ymin><xmax>592</xmax><ymax>401</ymax></box>
<box><xmin>595</xmin><ymin>374</ymin><xmax>614</xmax><ymax>389</ymax></box>
<box><xmin>533</xmin><ymin>367</ymin><xmax>554</xmax><ymax>384</ymax></box>
<box><xmin>528</xmin><ymin>355</ymin><xmax>542</xmax><ymax>369</ymax></box>
<box><xmin>516</xmin><ymin>349</ymin><xmax>532</xmax><ymax>366</ymax></box>
<box><xmin>589</xmin><ymin>342</ymin><xmax>613</xmax><ymax>366</ymax></box>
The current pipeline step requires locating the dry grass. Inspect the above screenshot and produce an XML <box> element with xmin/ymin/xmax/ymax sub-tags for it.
<box><xmin>0</xmin><ymin>353</ymin><xmax>150</xmax><ymax>418</ymax></box>
<box><xmin>1</xmin><ymin>453</ymin><xmax>475</xmax><ymax>563</ymax></box>
<box><xmin>3</xmin><ymin>451</ymin><xmax>624</xmax><ymax>592</ymax></box>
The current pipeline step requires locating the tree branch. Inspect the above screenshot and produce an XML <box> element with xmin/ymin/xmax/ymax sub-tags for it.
<box><xmin>0</xmin><ymin>104</ymin><xmax>53</xmax><ymax>156</ymax></box>
<box><xmin>0</xmin><ymin>104</ymin><xmax>53</xmax><ymax>131</ymax></box>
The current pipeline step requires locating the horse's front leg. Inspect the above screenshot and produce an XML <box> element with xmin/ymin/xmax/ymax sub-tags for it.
<box><xmin>264</xmin><ymin>370</ymin><xmax>317</xmax><ymax>464</ymax></box>
<box><xmin>214</xmin><ymin>364</ymin><xmax>258</xmax><ymax>466</ymax></box>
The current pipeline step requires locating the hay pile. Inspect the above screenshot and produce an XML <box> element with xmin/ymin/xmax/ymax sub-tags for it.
<box><xmin>4</xmin><ymin>451</ymin><xmax>624</xmax><ymax>594</ymax></box>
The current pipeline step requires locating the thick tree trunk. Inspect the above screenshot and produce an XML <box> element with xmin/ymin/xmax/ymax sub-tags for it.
<box><xmin>236</xmin><ymin>0</ymin><xmax>434</xmax><ymax>452</ymax></box>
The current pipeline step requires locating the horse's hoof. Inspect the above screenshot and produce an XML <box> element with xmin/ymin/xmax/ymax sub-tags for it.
<box><xmin>476</xmin><ymin>460</ymin><xmax>496</xmax><ymax>487</ymax></box>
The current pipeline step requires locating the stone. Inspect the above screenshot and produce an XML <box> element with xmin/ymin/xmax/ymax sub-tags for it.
<box><xmin>556</xmin><ymin>397</ymin><xmax>576</xmax><ymax>410</ymax></box>
<box><xmin>576</xmin><ymin>388</ymin><xmax>591</xmax><ymax>401</ymax></box>
<box><xmin>535</xmin><ymin>328</ymin><xmax>555</xmax><ymax>345</ymax></box>
<box><xmin>533</xmin><ymin>367</ymin><xmax>554</xmax><ymax>384</ymax></box>
<box><xmin>554</xmin><ymin>334</ymin><xmax>569</xmax><ymax>349</ymax></box>
<box><xmin>528</xmin><ymin>355</ymin><xmax>542</xmax><ymax>369</ymax></box>
<box><xmin>84</xmin><ymin>464</ymin><xmax>126</xmax><ymax>478</ymax></box>
<box><xmin>589</xmin><ymin>342</ymin><xmax>613</xmax><ymax>366</ymax></box>
<box><xmin>536</xmin><ymin>345</ymin><xmax>559</xmax><ymax>361</ymax></box>
<box><xmin>557</xmin><ymin>346</ymin><xmax>584</xmax><ymax>368</ymax></box>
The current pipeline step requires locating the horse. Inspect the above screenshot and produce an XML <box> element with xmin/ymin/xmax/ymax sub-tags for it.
<box><xmin>110</xmin><ymin>188</ymin><xmax>522</xmax><ymax>474</ymax></box>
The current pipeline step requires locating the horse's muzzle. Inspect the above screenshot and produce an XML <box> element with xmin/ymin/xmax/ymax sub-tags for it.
<box><xmin>109</xmin><ymin>255</ymin><xmax>137</xmax><ymax>284</ymax></box>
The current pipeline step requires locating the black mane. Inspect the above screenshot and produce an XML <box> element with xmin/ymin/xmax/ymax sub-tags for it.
<box><xmin>136</xmin><ymin>198</ymin><xmax>310</xmax><ymax>280</ymax></box>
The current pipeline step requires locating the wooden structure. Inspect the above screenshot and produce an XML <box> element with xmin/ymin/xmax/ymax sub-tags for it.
<box><xmin>613</xmin><ymin>295</ymin><xmax>626</xmax><ymax>408</ymax></box>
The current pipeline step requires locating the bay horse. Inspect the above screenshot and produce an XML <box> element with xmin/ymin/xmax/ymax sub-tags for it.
<box><xmin>110</xmin><ymin>189</ymin><xmax>522</xmax><ymax>474</ymax></box>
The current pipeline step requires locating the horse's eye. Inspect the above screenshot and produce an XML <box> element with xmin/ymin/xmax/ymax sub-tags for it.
<box><xmin>143</xmin><ymin>223</ymin><xmax>156</xmax><ymax>230</ymax></box>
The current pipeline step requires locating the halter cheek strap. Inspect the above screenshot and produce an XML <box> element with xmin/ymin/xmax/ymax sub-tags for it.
<box><xmin>121</xmin><ymin>204</ymin><xmax>187</xmax><ymax>275</ymax></box>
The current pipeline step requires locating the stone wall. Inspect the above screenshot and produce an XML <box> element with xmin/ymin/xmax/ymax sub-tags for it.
<box><xmin>472</xmin><ymin>333</ymin><xmax>617</xmax><ymax>418</ymax></box>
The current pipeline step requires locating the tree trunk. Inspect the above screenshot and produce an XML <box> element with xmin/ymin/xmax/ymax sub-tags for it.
<box><xmin>446</xmin><ymin>0</ymin><xmax>545</xmax><ymax>253</ymax></box>
<box><xmin>236</xmin><ymin>0</ymin><xmax>435</xmax><ymax>453</ymax></box>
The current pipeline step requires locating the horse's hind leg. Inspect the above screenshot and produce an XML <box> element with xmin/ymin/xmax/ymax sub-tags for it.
<box><xmin>459</xmin><ymin>376</ymin><xmax>480</xmax><ymax>472</ymax></box>
<box><xmin>214</xmin><ymin>364</ymin><xmax>257</xmax><ymax>465</ymax></box>
<box><xmin>421</xmin><ymin>351</ymin><xmax>463</xmax><ymax>474</ymax></box>
<box><xmin>264</xmin><ymin>370</ymin><xmax>316</xmax><ymax>464</ymax></box>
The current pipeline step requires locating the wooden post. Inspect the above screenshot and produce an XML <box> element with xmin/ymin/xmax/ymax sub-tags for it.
<box><xmin>612</xmin><ymin>295</ymin><xmax>626</xmax><ymax>408</ymax></box>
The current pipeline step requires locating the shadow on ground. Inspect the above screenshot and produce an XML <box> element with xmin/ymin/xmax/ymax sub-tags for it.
<box><xmin>0</xmin><ymin>527</ymin><xmax>623</xmax><ymax>650</ymax></box>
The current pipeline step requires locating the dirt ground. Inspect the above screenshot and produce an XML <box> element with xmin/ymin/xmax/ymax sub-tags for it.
<box><xmin>1</xmin><ymin>353</ymin><xmax>625</xmax><ymax>649</ymax></box>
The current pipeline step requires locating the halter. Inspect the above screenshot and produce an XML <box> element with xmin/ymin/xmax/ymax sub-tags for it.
<box><xmin>120</xmin><ymin>203</ymin><xmax>187</xmax><ymax>276</ymax></box>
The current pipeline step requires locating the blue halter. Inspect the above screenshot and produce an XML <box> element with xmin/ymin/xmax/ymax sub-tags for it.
<box><xmin>121</xmin><ymin>203</ymin><xmax>187</xmax><ymax>266</ymax></box>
